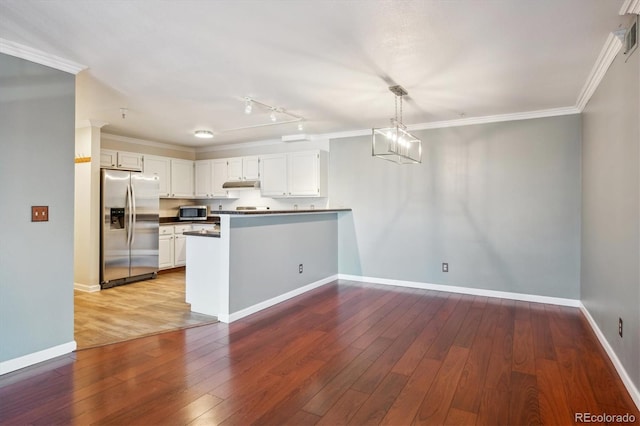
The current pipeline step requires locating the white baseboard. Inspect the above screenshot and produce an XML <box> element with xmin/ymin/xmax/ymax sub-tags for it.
<box><xmin>219</xmin><ymin>274</ymin><xmax>339</xmax><ymax>323</ymax></box>
<box><xmin>74</xmin><ymin>282</ymin><xmax>101</xmax><ymax>292</ymax></box>
<box><xmin>579</xmin><ymin>304</ymin><xmax>640</xmax><ymax>411</ymax></box>
<box><xmin>338</xmin><ymin>274</ymin><xmax>581</xmax><ymax>307</ymax></box>
<box><xmin>0</xmin><ymin>341</ymin><xmax>77</xmax><ymax>376</ymax></box>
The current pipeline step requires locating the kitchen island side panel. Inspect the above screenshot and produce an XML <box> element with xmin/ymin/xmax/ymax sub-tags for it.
<box><xmin>228</xmin><ymin>214</ymin><xmax>338</xmax><ymax>313</ymax></box>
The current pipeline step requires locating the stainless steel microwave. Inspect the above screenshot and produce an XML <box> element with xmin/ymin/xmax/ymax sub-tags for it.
<box><xmin>179</xmin><ymin>205</ymin><xmax>207</xmax><ymax>221</ymax></box>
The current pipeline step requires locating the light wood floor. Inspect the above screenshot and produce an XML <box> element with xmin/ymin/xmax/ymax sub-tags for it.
<box><xmin>4</xmin><ymin>280</ymin><xmax>638</xmax><ymax>425</ymax></box>
<box><xmin>74</xmin><ymin>269</ymin><xmax>218</xmax><ymax>349</ymax></box>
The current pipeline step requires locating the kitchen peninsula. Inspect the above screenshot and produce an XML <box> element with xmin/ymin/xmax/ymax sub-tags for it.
<box><xmin>185</xmin><ymin>209</ymin><xmax>351</xmax><ymax>322</ymax></box>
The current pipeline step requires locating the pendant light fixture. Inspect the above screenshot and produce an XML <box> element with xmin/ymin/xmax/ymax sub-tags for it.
<box><xmin>372</xmin><ymin>85</ymin><xmax>422</xmax><ymax>164</ymax></box>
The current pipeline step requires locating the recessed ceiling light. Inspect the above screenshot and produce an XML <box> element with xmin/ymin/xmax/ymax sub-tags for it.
<box><xmin>194</xmin><ymin>130</ymin><xmax>214</xmax><ymax>139</ymax></box>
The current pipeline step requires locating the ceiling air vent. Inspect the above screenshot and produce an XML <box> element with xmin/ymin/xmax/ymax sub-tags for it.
<box><xmin>624</xmin><ymin>15</ymin><xmax>638</xmax><ymax>57</ymax></box>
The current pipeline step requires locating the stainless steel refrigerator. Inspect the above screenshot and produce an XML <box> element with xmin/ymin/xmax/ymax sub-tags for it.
<box><xmin>100</xmin><ymin>169</ymin><xmax>160</xmax><ymax>289</ymax></box>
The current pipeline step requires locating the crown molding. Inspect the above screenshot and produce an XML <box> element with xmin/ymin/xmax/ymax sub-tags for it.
<box><xmin>196</xmin><ymin>138</ymin><xmax>283</xmax><ymax>154</ymax></box>
<box><xmin>407</xmin><ymin>107</ymin><xmax>580</xmax><ymax>131</ymax></box>
<box><xmin>76</xmin><ymin>119</ymin><xmax>108</xmax><ymax>129</ymax></box>
<box><xmin>319</xmin><ymin>106</ymin><xmax>580</xmax><ymax>141</ymax></box>
<box><xmin>0</xmin><ymin>37</ymin><xmax>86</xmax><ymax>74</ymax></box>
<box><xmin>575</xmin><ymin>32</ymin><xmax>623</xmax><ymax>111</ymax></box>
<box><xmin>101</xmin><ymin>133</ymin><xmax>195</xmax><ymax>153</ymax></box>
<box><xmin>620</xmin><ymin>0</ymin><xmax>640</xmax><ymax>15</ymax></box>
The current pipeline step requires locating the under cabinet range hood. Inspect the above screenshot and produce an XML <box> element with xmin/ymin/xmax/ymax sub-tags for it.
<box><xmin>222</xmin><ymin>180</ymin><xmax>260</xmax><ymax>189</ymax></box>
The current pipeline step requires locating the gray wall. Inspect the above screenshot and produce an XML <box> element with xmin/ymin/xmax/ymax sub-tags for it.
<box><xmin>229</xmin><ymin>213</ymin><xmax>338</xmax><ymax>312</ymax></box>
<box><xmin>582</xmin><ymin>47</ymin><xmax>639</xmax><ymax>391</ymax></box>
<box><xmin>331</xmin><ymin>115</ymin><xmax>582</xmax><ymax>299</ymax></box>
<box><xmin>0</xmin><ymin>54</ymin><xmax>76</xmax><ymax>362</ymax></box>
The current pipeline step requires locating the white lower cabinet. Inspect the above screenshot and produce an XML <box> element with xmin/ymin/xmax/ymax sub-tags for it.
<box><xmin>159</xmin><ymin>224</ymin><xmax>192</xmax><ymax>269</ymax></box>
<box><xmin>159</xmin><ymin>236</ymin><xmax>174</xmax><ymax>269</ymax></box>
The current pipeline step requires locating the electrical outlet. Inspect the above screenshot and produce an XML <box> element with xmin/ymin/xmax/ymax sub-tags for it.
<box><xmin>619</xmin><ymin>317</ymin><xmax>623</xmax><ymax>338</ymax></box>
<box><xmin>299</xmin><ymin>264</ymin><xmax>303</xmax><ymax>274</ymax></box>
<box><xmin>442</xmin><ymin>263</ymin><xmax>448</xmax><ymax>273</ymax></box>
<box><xmin>31</xmin><ymin>206</ymin><xmax>49</xmax><ymax>222</ymax></box>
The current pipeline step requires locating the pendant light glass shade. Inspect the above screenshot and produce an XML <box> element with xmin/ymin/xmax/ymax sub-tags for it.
<box><xmin>372</xmin><ymin>122</ymin><xmax>422</xmax><ymax>164</ymax></box>
<box><xmin>372</xmin><ymin>85</ymin><xmax>422</xmax><ymax>164</ymax></box>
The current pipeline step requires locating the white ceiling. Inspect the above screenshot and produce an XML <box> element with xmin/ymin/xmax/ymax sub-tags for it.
<box><xmin>0</xmin><ymin>0</ymin><xmax>627</xmax><ymax>147</ymax></box>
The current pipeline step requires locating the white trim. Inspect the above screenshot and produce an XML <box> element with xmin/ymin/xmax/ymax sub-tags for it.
<box><xmin>101</xmin><ymin>133</ymin><xmax>196</xmax><ymax>154</ymax></box>
<box><xmin>406</xmin><ymin>107</ymin><xmax>580</xmax><ymax>131</ymax></box>
<box><xmin>337</xmin><ymin>274</ymin><xmax>581</xmax><ymax>307</ymax></box>
<box><xmin>620</xmin><ymin>0</ymin><xmax>640</xmax><ymax>15</ymax></box>
<box><xmin>0</xmin><ymin>341</ymin><xmax>76</xmax><ymax>376</ymax></box>
<box><xmin>219</xmin><ymin>274</ymin><xmax>338</xmax><ymax>323</ymax></box>
<box><xmin>318</xmin><ymin>107</ymin><xmax>580</xmax><ymax>141</ymax></box>
<box><xmin>0</xmin><ymin>38</ymin><xmax>86</xmax><ymax>75</ymax></box>
<box><xmin>196</xmin><ymin>138</ymin><xmax>283</xmax><ymax>154</ymax></box>
<box><xmin>575</xmin><ymin>33</ymin><xmax>623</xmax><ymax>112</ymax></box>
<box><xmin>579</xmin><ymin>304</ymin><xmax>640</xmax><ymax>410</ymax></box>
<box><xmin>74</xmin><ymin>282</ymin><xmax>101</xmax><ymax>293</ymax></box>
<box><xmin>76</xmin><ymin>120</ymin><xmax>108</xmax><ymax>129</ymax></box>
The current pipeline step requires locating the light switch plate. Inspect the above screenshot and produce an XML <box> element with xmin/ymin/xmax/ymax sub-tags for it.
<box><xmin>31</xmin><ymin>206</ymin><xmax>49</xmax><ymax>222</ymax></box>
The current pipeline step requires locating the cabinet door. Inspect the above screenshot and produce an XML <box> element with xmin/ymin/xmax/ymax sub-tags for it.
<box><xmin>144</xmin><ymin>155</ymin><xmax>171</xmax><ymax>197</ymax></box>
<box><xmin>260</xmin><ymin>153</ymin><xmax>288</xmax><ymax>197</ymax></box>
<box><xmin>212</xmin><ymin>159</ymin><xmax>229</xmax><ymax>197</ymax></box>
<box><xmin>288</xmin><ymin>151</ymin><xmax>319</xmax><ymax>196</ymax></box>
<box><xmin>195</xmin><ymin>160</ymin><xmax>212</xmax><ymax>198</ymax></box>
<box><xmin>243</xmin><ymin>156</ymin><xmax>260</xmax><ymax>180</ymax></box>
<box><xmin>159</xmin><ymin>235</ymin><xmax>174</xmax><ymax>269</ymax></box>
<box><xmin>100</xmin><ymin>150</ymin><xmax>117</xmax><ymax>168</ymax></box>
<box><xmin>226</xmin><ymin>158</ymin><xmax>243</xmax><ymax>181</ymax></box>
<box><xmin>170</xmin><ymin>159</ymin><xmax>194</xmax><ymax>198</ymax></box>
<box><xmin>174</xmin><ymin>235</ymin><xmax>187</xmax><ymax>266</ymax></box>
<box><xmin>117</xmin><ymin>152</ymin><xmax>143</xmax><ymax>171</ymax></box>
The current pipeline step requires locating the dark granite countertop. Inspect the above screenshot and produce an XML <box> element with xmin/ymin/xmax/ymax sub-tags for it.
<box><xmin>183</xmin><ymin>230</ymin><xmax>221</xmax><ymax>238</ymax></box>
<box><xmin>159</xmin><ymin>218</ymin><xmax>220</xmax><ymax>225</ymax></box>
<box><xmin>207</xmin><ymin>208</ymin><xmax>352</xmax><ymax>215</ymax></box>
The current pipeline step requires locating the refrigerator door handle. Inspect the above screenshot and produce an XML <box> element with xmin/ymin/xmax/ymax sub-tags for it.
<box><xmin>126</xmin><ymin>183</ymin><xmax>133</xmax><ymax>246</ymax></box>
<box><xmin>130</xmin><ymin>182</ymin><xmax>136</xmax><ymax>246</ymax></box>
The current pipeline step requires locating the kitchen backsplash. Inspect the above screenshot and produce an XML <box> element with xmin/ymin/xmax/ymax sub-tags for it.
<box><xmin>159</xmin><ymin>190</ymin><xmax>330</xmax><ymax>218</ymax></box>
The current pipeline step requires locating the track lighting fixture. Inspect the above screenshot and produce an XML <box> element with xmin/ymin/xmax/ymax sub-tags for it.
<box><xmin>244</xmin><ymin>98</ymin><xmax>253</xmax><ymax>114</ymax></box>
<box><xmin>270</xmin><ymin>109</ymin><xmax>277</xmax><ymax>122</ymax></box>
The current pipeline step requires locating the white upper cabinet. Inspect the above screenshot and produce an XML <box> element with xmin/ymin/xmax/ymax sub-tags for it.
<box><xmin>100</xmin><ymin>149</ymin><xmax>142</xmax><ymax>171</ymax></box>
<box><xmin>226</xmin><ymin>156</ymin><xmax>260</xmax><ymax>181</ymax></box>
<box><xmin>259</xmin><ymin>153</ymin><xmax>288</xmax><ymax>197</ymax></box>
<box><xmin>144</xmin><ymin>155</ymin><xmax>171</xmax><ymax>197</ymax></box>
<box><xmin>260</xmin><ymin>150</ymin><xmax>328</xmax><ymax>198</ymax></box>
<box><xmin>195</xmin><ymin>159</ymin><xmax>233</xmax><ymax>198</ymax></box>
<box><xmin>117</xmin><ymin>151</ymin><xmax>143</xmax><ymax>171</ymax></box>
<box><xmin>212</xmin><ymin>159</ymin><xmax>230</xmax><ymax>197</ymax></box>
<box><xmin>242</xmin><ymin>156</ymin><xmax>260</xmax><ymax>180</ymax></box>
<box><xmin>194</xmin><ymin>160</ymin><xmax>213</xmax><ymax>198</ymax></box>
<box><xmin>170</xmin><ymin>159</ymin><xmax>194</xmax><ymax>198</ymax></box>
<box><xmin>226</xmin><ymin>158</ymin><xmax>243</xmax><ymax>181</ymax></box>
<box><xmin>100</xmin><ymin>149</ymin><xmax>117</xmax><ymax>168</ymax></box>
<box><xmin>288</xmin><ymin>151</ymin><xmax>325</xmax><ymax>196</ymax></box>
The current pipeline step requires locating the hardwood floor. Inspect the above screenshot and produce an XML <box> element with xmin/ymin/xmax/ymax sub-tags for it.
<box><xmin>74</xmin><ymin>269</ymin><xmax>217</xmax><ymax>349</ymax></box>
<box><xmin>3</xmin><ymin>280</ymin><xmax>638</xmax><ymax>425</ymax></box>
